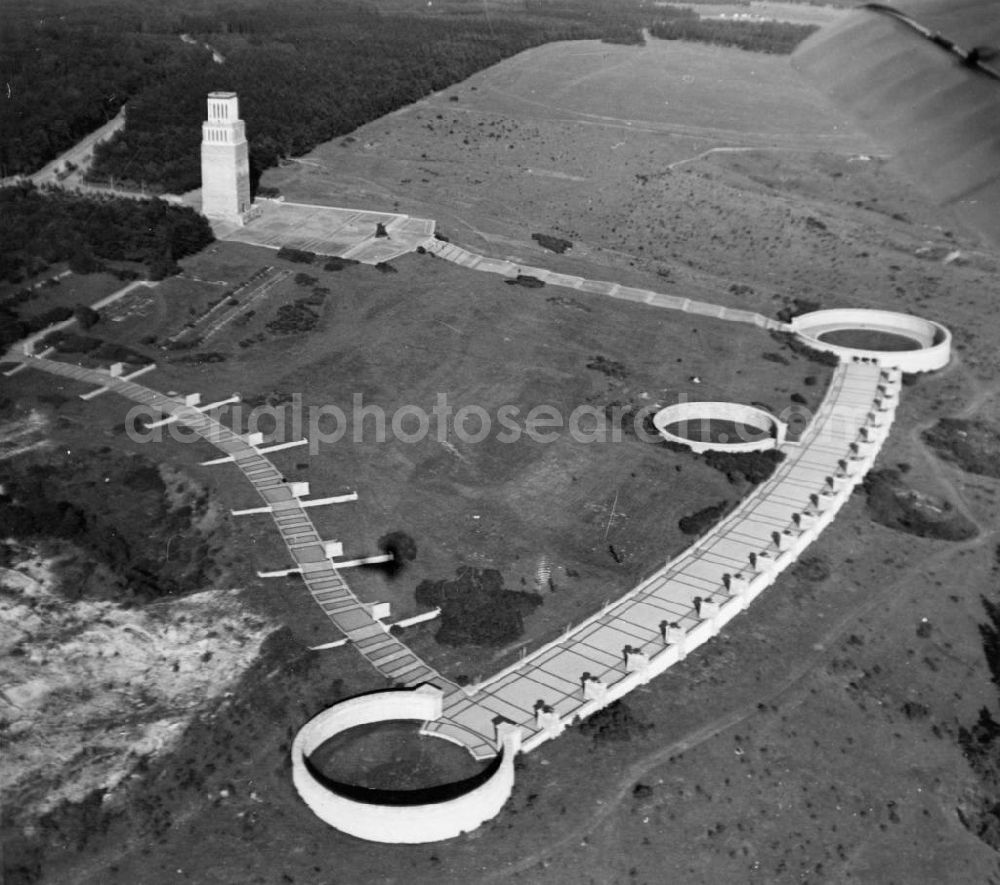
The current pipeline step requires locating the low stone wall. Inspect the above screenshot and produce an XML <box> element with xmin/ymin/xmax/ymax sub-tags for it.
<box><xmin>291</xmin><ymin>686</ymin><xmax>520</xmax><ymax>843</ymax></box>
<box><xmin>652</xmin><ymin>401</ymin><xmax>786</xmax><ymax>453</ymax></box>
<box><xmin>792</xmin><ymin>308</ymin><xmax>951</xmax><ymax>373</ymax></box>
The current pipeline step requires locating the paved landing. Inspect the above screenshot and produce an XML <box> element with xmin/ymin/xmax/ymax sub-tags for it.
<box><xmin>223</xmin><ymin>200</ymin><xmax>435</xmax><ymax>265</ymax></box>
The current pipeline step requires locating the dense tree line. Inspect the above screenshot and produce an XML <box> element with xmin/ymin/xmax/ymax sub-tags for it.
<box><xmin>0</xmin><ymin>183</ymin><xmax>214</xmax><ymax>285</ymax></box>
<box><xmin>0</xmin><ymin>3</ymin><xmax>208</xmax><ymax>178</ymax></box>
<box><xmin>649</xmin><ymin>17</ymin><xmax>818</xmax><ymax>54</ymax></box>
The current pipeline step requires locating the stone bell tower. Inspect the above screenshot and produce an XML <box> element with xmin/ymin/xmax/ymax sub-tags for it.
<box><xmin>200</xmin><ymin>91</ymin><xmax>252</xmax><ymax>224</ymax></box>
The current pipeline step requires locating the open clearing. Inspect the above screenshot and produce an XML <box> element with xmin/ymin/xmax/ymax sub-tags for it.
<box><xmin>6</xmin><ymin>33</ymin><xmax>1000</xmax><ymax>885</ymax></box>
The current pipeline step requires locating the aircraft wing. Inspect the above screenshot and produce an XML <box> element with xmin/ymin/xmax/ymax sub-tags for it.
<box><xmin>793</xmin><ymin>1</ymin><xmax>1000</xmax><ymax>247</ymax></box>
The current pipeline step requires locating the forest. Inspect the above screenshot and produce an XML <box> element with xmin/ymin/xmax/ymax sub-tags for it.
<box><xmin>2</xmin><ymin>0</ymin><xmax>818</xmax><ymax>194</ymax></box>
<box><xmin>649</xmin><ymin>17</ymin><xmax>818</xmax><ymax>54</ymax></box>
<box><xmin>0</xmin><ymin>183</ymin><xmax>214</xmax><ymax>287</ymax></box>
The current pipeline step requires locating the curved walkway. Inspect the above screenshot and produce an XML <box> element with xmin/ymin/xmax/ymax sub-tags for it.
<box><xmin>14</xmin><ymin>356</ymin><xmax>453</xmax><ymax>697</ymax></box>
<box><xmin>421</xmin><ymin>237</ymin><xmax>786</xmax><ymax>331</ymax></box>
<box><xmin>424</xmin><ymin>359</ymin><xmax>898</xmax><ymax>756</ymax></box>
<box><xmin>13</xmin><ymin>256</ymin><xmax>940</xmax><ymax>839</ymax></box>
<box><xmin>11</xmin><ymin>248</ymin><xmax>929</xmax><ymax>775</ymax></box>
<box><xmin>13</xmin><ymin>284</ymin><xmax>905</xmax><ymax>766</ymax></box>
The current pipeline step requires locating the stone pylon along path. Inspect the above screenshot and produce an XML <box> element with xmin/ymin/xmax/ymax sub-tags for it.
<box><xmin>423</xmin><ymin>360</ymin><xmax>895</xmax><ymax>757</ymax></box>
<box><xmin>12</xmin><ymin>356</ymin><xmax>454</xmax><ymax>700</ymax></box>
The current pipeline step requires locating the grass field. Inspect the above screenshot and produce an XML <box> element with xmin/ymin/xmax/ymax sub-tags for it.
<box><xmin>262</xmin><ymin>35</ymin><xmax>999</xmax><ymax>381</ymax></box>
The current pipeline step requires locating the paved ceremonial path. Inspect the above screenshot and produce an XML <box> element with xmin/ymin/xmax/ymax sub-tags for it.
<box><xmin>9</xmin><ymin>242</ymin><xmax>901</xmax><ymax>764</ymax></box>
<box><xmin>420</xmin><ymin>238</ymin><xmax>786</xmax><ymax>332</ymax></box>
<box><xmin>9</xmin><ymin>356</ymin><xmax>450</xmax><ymax>694</ymax></box>
<box><xmin>425</xmin><ymin>360</ymin><xmax>893</xmax><ymax>756</ymax></box>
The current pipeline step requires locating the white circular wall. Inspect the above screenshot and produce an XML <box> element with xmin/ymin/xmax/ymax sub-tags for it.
<box><xmin>652</xmin><ymin>401</ymin><xmax>786</xmax><ymax>453</ymax></box>
<box><xmin>292</xmin><ymin>687</ymin><xmax>519</xmax><ymax>843</ymax></box>
<box><xmin>791</xmin><ymin>309</ymin><xmax>951</xmax><ymax>372</ymax></box>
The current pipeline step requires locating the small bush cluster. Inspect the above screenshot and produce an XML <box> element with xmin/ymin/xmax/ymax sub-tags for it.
<box><xmin>415</xmin><ymin>567</ymin><xmax>541</xmax><ymax>647</ymax></box>
<box><xmin>275</xmin><ymin>246</ymin><xmax>316</xmax><ymax>264</ymax></box>
<box><xmin>323</xmin><ymin>256</ymin><xmax>359</xmax><ymax>272</ymax></box>
<box><xmin>40</xmin><ymin>331</ymin><xmax>147</xmax><ymax>364</ymax></box>
<box><xmin>790</xmin><ymin>555</ymin><xmax>831</xmax><ymax>583</ymax></box>
<box><xmin>578</xmin><ymin>700</ymin><xmax>652</xmax><ymax>743</ymax></box>
<box><xmin>678</xmin><ymin>500</ymin><xmax>730</xmax><ymax>536</ymax></box>
<box><xmin>770</xmin><ymin>330</ymin><xmax>840</xmax><ymax>366</ymax></box>
<box><xmin>531</xmin><ymin>233</ymin><xmax>573</xmax><ymax>254</ymax></box>
<box><xmin>265</xmin><ymin>291</ymin><xmax>326</xmax><ymax>335</ymax></box>
<box><xmin>586</xmin><ymin>355</ymin><xmax>628</xmax><ymax>380</ymax></box>
<box><xmin>703</xmin><ymin>449</ymin><xmax>785</xmax><ymax>485</ymax></box>
<box><xmin>776</xmin><ymin>298</ymin><xmax>822</xmax><ymax>324</ymax></box>
<box><xmin>761</xmin><ymin>351</ymin><xmax>790</xmax><ymax>366</ymax></box>
<box><xmin>505</xmin><ymin>274</ymin><xmax>545</xmax><ymax>289</ymax></box>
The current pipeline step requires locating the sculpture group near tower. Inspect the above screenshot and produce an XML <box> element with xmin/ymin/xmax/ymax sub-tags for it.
<box><xmin>200</xmin><ymin>91</ymin><xmax>253</xmax><ymax>225</ymax></box>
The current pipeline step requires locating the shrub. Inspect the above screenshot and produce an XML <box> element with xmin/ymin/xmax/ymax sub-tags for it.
<box><xmin>586</xmin><ymin>355</ymin><xmax>628</xmax><ymax>380</ymax></box>
<box><xmin>776</xmin><ymin>299</ymin><xmax>822</xmax><ymax>324</ymax></box>
<box><xmin>276</xmin><ymin>246</ymin><xmax>315</xmax><ymax>264</ymax></box>
<box><xmin>532</xmin><ymin>233</ymin><xmax>573</xmax><ymax>254</ymax></box>
<box><xmin>678</xmin><ymin>500</ymin><xmax>730</xmax><ymax>536</ymax></box>
<box><xmin>378</xmin><ymin>531</ymin><xmax>417</xmax><ymax>562</ymax></box>
<box><xmin>265</xmin><ymin>299</ymin><xmax>321</xmax><ymax>335</ymax></box>
<box><xmin>323</xmin><ymin>256</ymin><xmax>359</xmax><ymax>272</ymax></box>
<box><xmin>414</xmin><ymin>567</ymin><xmax>541</xmax><ymax>647</ymax></box>
<box><xmin>703</xmin><ymin>449</ymin><xmax>785</xmax><ymax>485</ymax></box>
<box><xmin>578</xmin><ymin>700</ymin><xmax>652</xmax><ymax>743</ymax></box>
<box><xmin>374</xmin><ymin>531</ymin><xmax>417</xmax><ymax>577</ymax></box>
<box><xmin>505</xmin><ymin>274</ymin><xmax>544</xmax><ymax>289</ymax></box>
<box><xmin>770</xmin><ymin>330</ymin><xmax>839</xmax><ymax>366</ymax></box>
<box><xmin>790</xmin><ymin>555</ymin><xmax>831</xmax><ymax>582</ymax></box>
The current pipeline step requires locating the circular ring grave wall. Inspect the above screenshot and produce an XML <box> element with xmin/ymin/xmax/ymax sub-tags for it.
<box><xmin>292</xmin><ymin>687</ymin><xmax>518</xmax><ymax>843</ymax></box>
<box><xmin>652</xmin><ymin>401</ymin><xmax>786</xmax><ymax>453</ymax></box>
<box><xmin>791</xmin><ymin>309</ymin><xmax>950</xmax><ymax>372</ymax></box>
